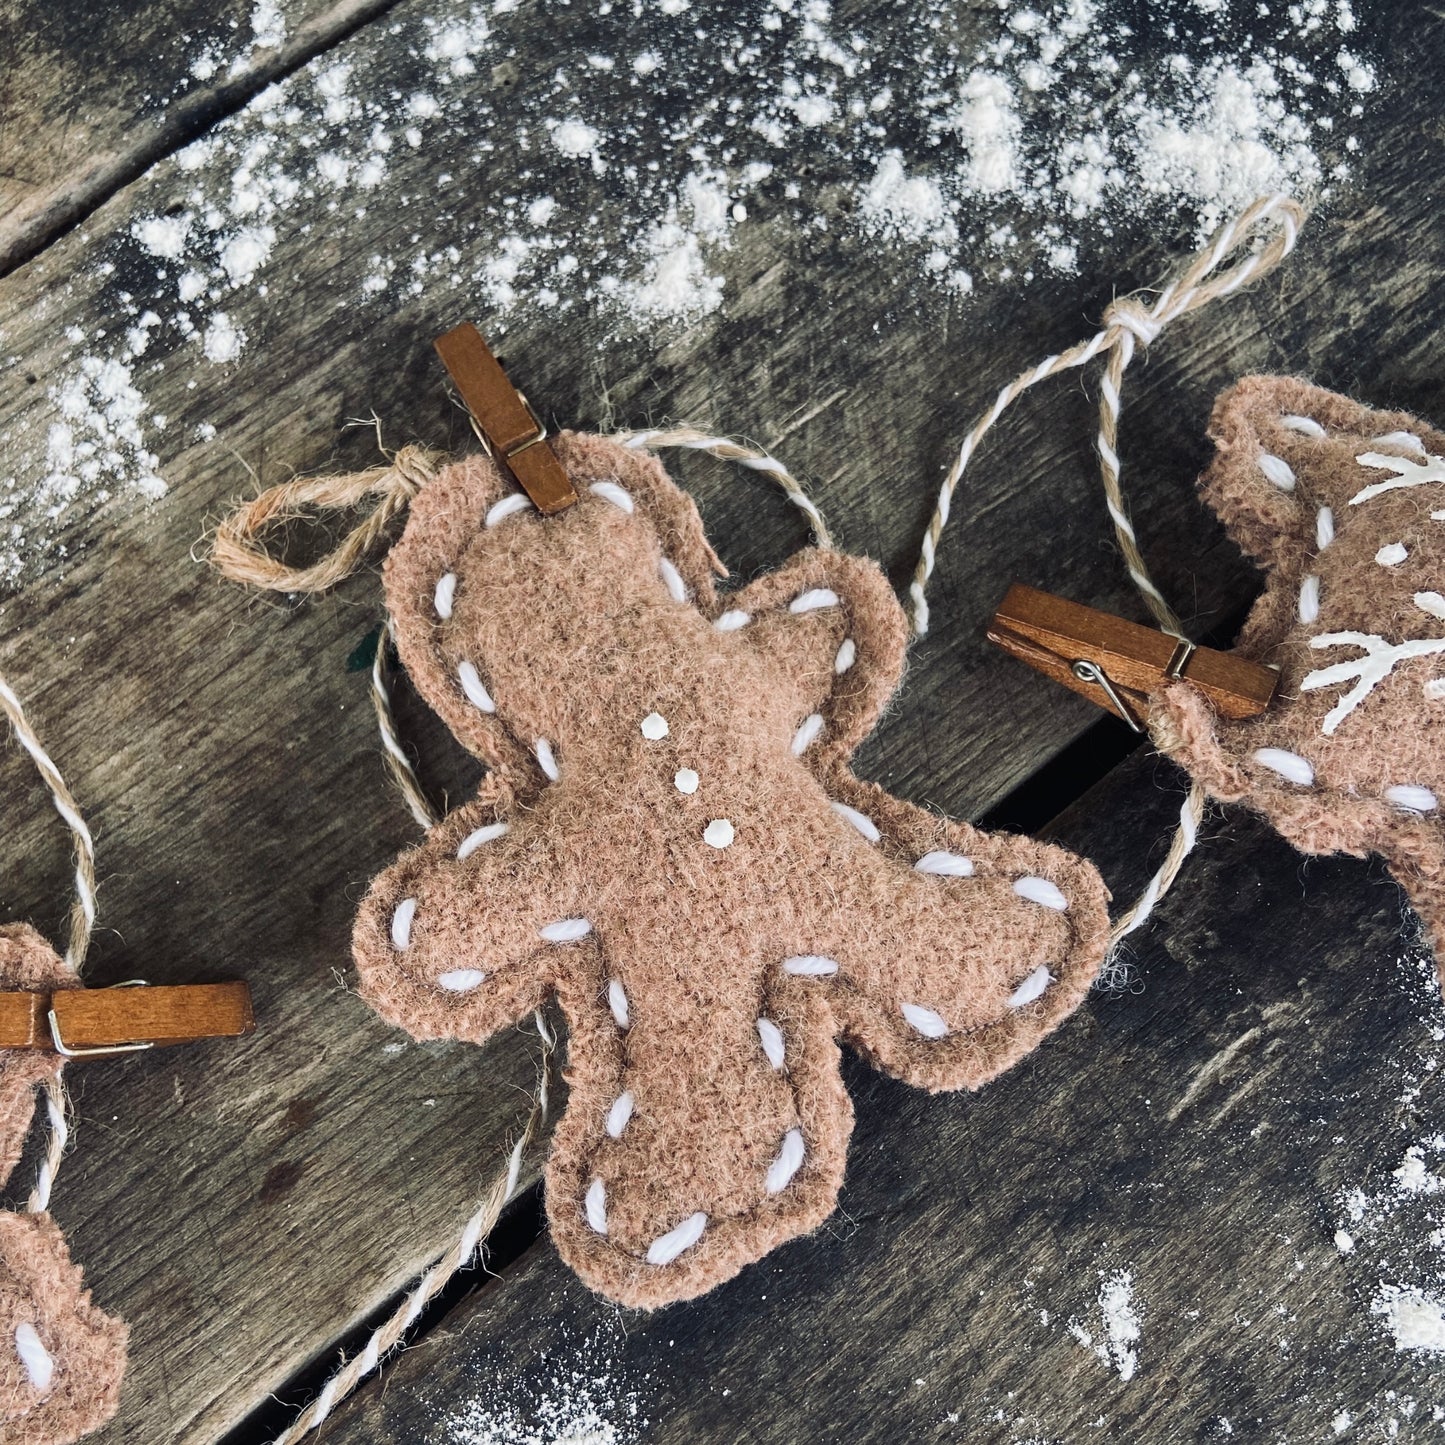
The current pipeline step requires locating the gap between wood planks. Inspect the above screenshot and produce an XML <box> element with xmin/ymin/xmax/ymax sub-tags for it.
<box><xmin>0</xmin><ymin>0</ymin><xmax>409</xmax><ymax>278</ymax></box>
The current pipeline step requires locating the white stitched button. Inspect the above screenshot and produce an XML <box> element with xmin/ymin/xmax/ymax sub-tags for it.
<box><xmin>659</xmin><ymin>557</ymin><xmax>688</xmax><ymax>602</ymax></box>
<box><xmin>831</xmin><ymin>801</ymin><xmax>880</xmax><ymax>843</ymax></box>
<box><xmin>585</xmin><ymin>1179</ymin><xmax>608</xmax><ymax>1234</ymax></box>
<box><xmin>646</xmin><ymin>1211</ymin><xmax>707</xmax><ymax>1265</ymax></box>
<box><xmin>915</xmin><ymin>850</ymin><xmax>973</xmax><ymax>877</ymax></box>
<box><xmin>790</xmin><ymin>588</ymin><xmax>839</xmax><ymax>613</ymax></box>
<box><xmin>1385</xmin><ymin>785</ymin><xmax>1438</xmax><ymax>814</ymax></box>
<box><xmin>783</xmin><ymin>955</ymin><xmax>838</xmax><ymax>977</ymax></box>
<box><xmin>1258</xmin><ymin>453</ymin><xmax>1295</xmax><ymax>491</ymax></box>
<box><xmin>606</xmin><ymin>1091</ymin><xmax>635</xmax><ymax>1138</ymax></box>
<box><xmin>792</xmin><ymin>714</ymin><xmax>824</xmax><ymax>755</ymax></box>
<box><xmin>13</xmin><ymin>1323</ymin><xmax>53</xmax><ymax>1392</ymax></box>
<box><xmin>539</xmin><ymin>918</ymin><xmax>592</xmax><ymax>943</ymax></box>
<box><xmin>1252</xmin><ymin>748</ymin><xmax>1314</xmax><ymax>786</ymax></box>
<box><xmin>757</xmin><ymin>1018</ymin><xmax>785</xmax><ymax>1069</ymax></box>
<box><xmin>457</xmin><ymin>821</ymin><xmax>509</xmax><ymax>860</ymax></box>
<box><xmin>1008</xmin><ymin>965</ymin><xmax>1053</xmax><ymax>1007</ymax></box>
<box><xmin>607</xmin><ymin>979</ymin><xmax>629</xmax><ymax>1028</ymax></box>
<box><xmin>458</xmin><ymin>660</ymin><xmax>496</xmax><ymax>713</ymax></box>
<box><xmin>485</xmin><ymin>493</ymin><xmax>531</xmax><ymax>527</ymax></box>
<box><xmin>590</xmin><ymin>481</ymin><xmax>634</xmax><ymax>512</ymax></box>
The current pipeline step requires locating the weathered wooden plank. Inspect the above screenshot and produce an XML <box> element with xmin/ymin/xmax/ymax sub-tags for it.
<box><xmin>318</xmin><ymin>751</ymin><xmax>1445</xmax><ymax>1443</ymax></box>
<box><xmin>0</xmin><ymin>0</ymin><xmax>403</xmax><ymax>274</ymax></box>
<box><xmin>0</xmin><ymin>1</ymin><xmax>1429</xmax><ymax>1440</ymax></box>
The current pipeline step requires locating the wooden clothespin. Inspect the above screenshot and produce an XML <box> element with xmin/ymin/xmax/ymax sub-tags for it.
<box><xmin>987</xmin><ymin>582</ymin><xmax>1278</xmax><ymax>732</ymax></box>
<box><xmin>0</xmin><ymin>982</ymin><xmax>254</xmax><ymax>1058</ymax></box>
<box><xmin>433</xmin><ymin>322</ymin><xmax>578</xmax><ymax>515</ymax></box>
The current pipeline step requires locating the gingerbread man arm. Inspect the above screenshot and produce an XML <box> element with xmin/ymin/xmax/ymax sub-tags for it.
<box><xmin>711</xmin><ymin>547</ymin><xmax>907</xmax><ymax>767</ymax></box>
<box><xmin>352</xmin><ymin>783</ymin><xmax>584</xmax><ymax>1045</ymax></box>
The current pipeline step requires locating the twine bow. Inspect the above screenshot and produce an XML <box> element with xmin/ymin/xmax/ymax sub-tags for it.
<box><xmin>908</xmin><ymin>192</ymin><xmax>1306</xmax><ymax>637</ymax></box>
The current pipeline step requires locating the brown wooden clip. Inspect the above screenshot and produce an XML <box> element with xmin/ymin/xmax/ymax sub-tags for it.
<box><xmin>433</xmin><ymin>321</ymin><xmax>577</xmax><ymax>515</ymax></box>
<box><xmin>987</xmin><ymin>582</ymin><xmax>1278</xmax><ymax>731</ymax></box>
<box><xmin>0</xmin><ymin>981</ymin><xmax>254</xmax><ymax>1058</ymax></box>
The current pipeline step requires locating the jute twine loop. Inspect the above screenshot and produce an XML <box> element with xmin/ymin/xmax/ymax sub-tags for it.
<box><xmin>907</xmin><ymin>192</ymin><xmax>1306</xmax><ymax>638</ymax></box>
<box><xmin>0</xmin><ymin>671</ymin><xmax>99</xmax><ymax>1213</ymax></box>
<box><xmin>210</xmin><ymin>445</ymin><xmax>442</xmax><ymax>594</ymax></box>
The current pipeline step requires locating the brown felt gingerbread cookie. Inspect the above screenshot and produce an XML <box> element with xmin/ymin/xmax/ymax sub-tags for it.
<box><xmin>353</xmin><ymin>432</ymin><xmax>1111</xmax><ymax>1309</ymax></box>
<box><xmin>1155</xmin><ymin>376</ymin><xmax>1445</xmax><ymax>976</ymax></box>
<box><xmin>0</xmin><ymin>925</ymin><xmax>126</xmax><ymax>1442</ymax></box>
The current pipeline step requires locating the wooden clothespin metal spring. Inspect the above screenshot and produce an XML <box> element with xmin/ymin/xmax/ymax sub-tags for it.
<box><xmin>988</xmin><ymin>583</ymin><xmax>1278</xmax><ymax>730</ymax></box>
<box><xmin>0</xmin><ymin>982</ymin><xmax>254</xmax><ymax>1058</ymax></box>
<box><xmin>434</xmin><ymin>322</ymin><xmax>578</xmax><ymax>516</ymax></box>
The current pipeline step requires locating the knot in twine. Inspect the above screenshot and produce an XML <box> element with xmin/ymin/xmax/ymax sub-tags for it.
<box><xmin>1099</xmin><ymin>298</ymin><xmax>1165</xmax><ymax>348</ymax></box>
<box><xmin>908</xmin><ymin>192</ymin><xmax>1306</xmax><ymax>638</ymax></box>
<box><xmin>210</xmin><ymin>443</ymin><xmax>441</xmax><ymax>593</ymax></box>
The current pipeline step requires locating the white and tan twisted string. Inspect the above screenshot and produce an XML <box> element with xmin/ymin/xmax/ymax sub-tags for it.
<box><xmin>268</xmin><ymin>1011</ymin><xmax>556</xmax><ymax>1445</ymax></box>
<box><xmin>904</xmin><ymin>193</ymin><xmax>1304</xmax><ymax>952</ymax></box>
<box><xmin>0</xmin><ymin>672</ymin><xmax>98</xmax><ymax>1213</ymax></box>
<box><xmin>615</xmin><ymin>426</ymin><xmax>833</xmax><ymax>547</ymax></box>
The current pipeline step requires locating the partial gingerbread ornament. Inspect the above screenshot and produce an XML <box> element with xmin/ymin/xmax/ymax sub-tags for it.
<box><xmin>0</xmin><ymin>926</ymin><xmax>126</xmax><ymax>1443</ymax></box>
<box><xmin>0</xmin><ymin>1214</ymin><xmax>126</xmax><ymax>1442</ymax></box>
<box><xmin>353</xmin><ymin>431</ymin><xmax>1111</xmax><ymax>1309</ymax></box>
<box><xmin>1153</xmin><ymin>376</ymin><xmax>1445</xmax><ymax>974</ymax></box>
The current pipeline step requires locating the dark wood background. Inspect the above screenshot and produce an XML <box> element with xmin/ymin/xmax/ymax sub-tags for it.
<box><xmin>0</xmin><ymin>0</ymin><xmax>1441</xmax><ymax>1440</ymax></box>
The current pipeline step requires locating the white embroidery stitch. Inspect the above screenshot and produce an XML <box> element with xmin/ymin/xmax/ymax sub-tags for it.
<box><xmin>1302</xmin><ymin>631</ymin><xmax>1445</xmax><ymax>735</ymax></box>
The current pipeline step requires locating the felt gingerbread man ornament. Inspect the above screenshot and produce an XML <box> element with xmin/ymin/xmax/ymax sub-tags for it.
<box><xmin>1154</xmin><ymin>376</ymin><xmax>1445</xmax><ymax>975</ymax></box>
<box><xmin>0</xmin><ymin>924</ymin><xmax>126</xmax><ymax>1443</ymax></box>
<box><xmin>351</xmin><ymin>430</ymin><xmax>1111</xmax><ymax>1309</ymax></box>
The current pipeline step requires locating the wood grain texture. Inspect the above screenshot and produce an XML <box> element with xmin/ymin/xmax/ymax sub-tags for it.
<box><xmin>0</xmin><ymin>0</ymin><xmax>1432</xmax><ymax>1439</ymax></box>
<box><xmin>318</xmin><ymin>753</ymin><xmax>1445</xmax><ymax>1443</ymax></box>
<box><xmin>0</xmin><ymin>0</ymin><xmax>405</xmax><ymax>275</ymax></box>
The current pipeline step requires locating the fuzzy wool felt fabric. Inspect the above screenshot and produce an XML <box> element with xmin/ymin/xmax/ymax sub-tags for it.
<box><xmin>0</xmin><ymin>925</ymin><xmax>126</xmax><ymax>1443</ymax></box>
<box><xmin>353</xmin><ymin>432</ymin><xmax>1111</xmax><ymax>1309</ymax></box>
<box><xmin>1154</xmin><ymin>376</ymin><xmax>1445</xmax><ymax>976</ymax></box>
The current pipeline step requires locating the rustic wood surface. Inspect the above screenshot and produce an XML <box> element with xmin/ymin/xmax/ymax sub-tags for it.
<box><xmin>319</xmin><ymin>753</ymin><xmax>1445</xmax><ymax>1444</ymax></box>
<box><xmin>0</xmin><ymin>0</ymin><xmax>403</xmax><ymax>275</ymax></box>
<box><xmin>0</xmin><ymin>0</ymin><xmax>1439</xmax><ymax>1440</ymax></box>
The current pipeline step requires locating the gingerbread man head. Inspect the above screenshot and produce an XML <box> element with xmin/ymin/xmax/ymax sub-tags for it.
<box><xmin>353</xmin><ymin>432</ymin><xmax>1109</xmax><ymax>1308</ymax></box>
<box><xmin>1155</xmin><ymin>376</ymin><xmax>1445</xmax><ymax>975</ymax></box>
<box><xmin>0</xmin><ymin>925</ymin><xmax>126</xmax><ymax>1442</ymax></box>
